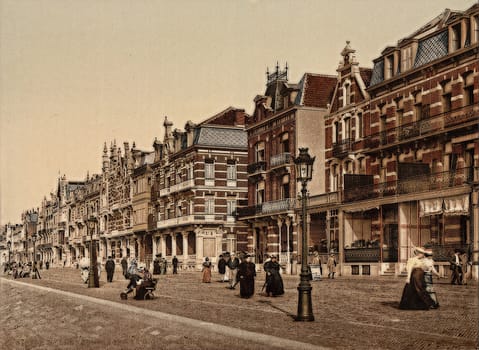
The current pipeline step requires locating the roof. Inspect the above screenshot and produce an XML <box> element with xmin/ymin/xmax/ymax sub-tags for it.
<box><xmin>299</xmin><ymin>73</ymin><xmax>337</xmax><ymax>108</ymax></box>
<box><xmin>194</xmin><ymin>126</ymin><xmax>247</xmax><ymax>149</ymax></box>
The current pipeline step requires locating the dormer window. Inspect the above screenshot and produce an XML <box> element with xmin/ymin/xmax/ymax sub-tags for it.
<box><xmin>451</xmin><ymin>23</ymin><xmax>462</xmax><ymax>51</ymax></box>
<box><xmin>401</xmin><ymin>46</ymin><xmax>413</xmax><ymax>72</ymax></box>
<box><xmin>343</xmin><ymin>82</ymin><xmax>351</xmax><ymax>106</ymax></box>
<box><xmin>385</xmin><ymin>55</ymin><xmax>394</xmax><ymax>79</ymax></box>
<box><xmin>474</xmin><ymin>16</ymin><xmax>479</xmax><ymax>43</ymax></box>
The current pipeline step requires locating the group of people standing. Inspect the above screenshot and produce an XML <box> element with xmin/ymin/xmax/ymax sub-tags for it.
<box><xmin>202</xmin><ymin>252</ymin><xmax>284</xmax><ymax>299</ymax></box>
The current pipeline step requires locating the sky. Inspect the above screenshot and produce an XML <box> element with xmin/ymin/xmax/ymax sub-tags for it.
<box><xmin>1</xmin><ymin>0</ymin><xmax>477</xmax><ymax>225</ymax></box>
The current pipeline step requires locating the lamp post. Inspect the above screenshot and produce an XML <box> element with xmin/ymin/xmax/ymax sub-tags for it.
<box><xmin>87</xmin><ymin>217</ymin><xmax>99</xmax><ymax>288</ymax></box>
<box><xmin>294</xmin><ymin>147</ymin><xmax>315</xmax><ymax>321</ymax></box>
<box><xmin>7</xmin><ymin>241</ymin><xmax>11</xmax><ymax>266</ymax></box>
<box><xmin>32</xmin><ymin>233</ymin><xmax>38</xmax><ymax>279</ymax></box>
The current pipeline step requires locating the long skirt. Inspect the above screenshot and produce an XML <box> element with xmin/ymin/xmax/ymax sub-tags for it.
<box><xmin>399</xmin><ymin>268</ymin><xmax>436</xmax><ymax>310</ymax></box>
<box><xmin>240</xmin><ymin>278</ymin><xmax>255</xmax><ymax>298</ymax></box>
<box><xmin>424</xmin><ymin>272</ymin><xmax>439</xmax><ymax>306</ymax></box>
<box><xmin>202</xmin><ymin>267</ymin><xmax>211</xmax><ymax>283</ymax></box>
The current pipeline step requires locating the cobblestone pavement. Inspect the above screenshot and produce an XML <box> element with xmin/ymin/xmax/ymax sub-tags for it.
<box><xmin>1</xmin><ymin>267</ymin><xmax>478</xmax><ymax>350</ymax></box>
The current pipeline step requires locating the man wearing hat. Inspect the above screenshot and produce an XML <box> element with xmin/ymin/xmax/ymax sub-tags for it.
<box><xmin>327</xmin><ymin>252</ymin><xmax>337</xmax><ymax>279</ymax></box>
<box><xmin>226</xmin><ymin>252</ymin><xmax>240</xmax><ymax>289</ymax></box>
<box><xmin>105</xmin><ymin>256</ymin><xmax>115</xmax><ymax>283</ymax></box>
<box><xmin>450</xmin><ymin>249</ymin><xmax>463</xmax><ymax>285</ymax></box>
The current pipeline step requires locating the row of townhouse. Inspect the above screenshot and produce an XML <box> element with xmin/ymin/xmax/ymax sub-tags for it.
<box><xmin>1</xmin><ymin>4</ymin><xmax>478</xmax><ymax>279</ymax></box>
<box><xmin>237</xmin><ymin>4</ymin><xmax>479</xmax><ymax>279</ymax></box>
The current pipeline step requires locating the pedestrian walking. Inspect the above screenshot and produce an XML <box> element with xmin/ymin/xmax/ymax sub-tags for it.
<box><xmin>202</xmin><ymin>257</ymin><xmax>212</xmax><ymax>283</ymax></box>
<box><xmin>460</xmin><ymin>250</ymin><xmax>470</xmax><ymax>285</ymax></box>
<box><xmin>450</xmin><ymin>249</ymin><xmax>463</xmax><ymax>285</ymax></box>
<box><xmin>105</xmin><ymin>256</ymin><xmax>115</xmax><ymax>282</ymax></box>
<box><xmin>399</xmin><ymin>247</ymin><xmax>437</xmax><ymax>310</ymax></box>
<box><xmin>217</xmin><ymin>254</ymin><xmax>226</xmax><ymax>282</ymax></box>
<box><xmin>45</xmin><ymin>261</ymin><xmax>50</xmax><ymax>270</ymax></box>
<box><xmin>226</xmin><ymin>253</ymin><xmax>240</xmax><ymax>289</ymax></box>
<box><xmin>263</xmin><ymin>255</ymin><xmax>284</xmax><ymax>296</ymax></box>
<box><xmin>172</xmin><ymin>256</ymin><xmax>178</xmax><ymax>274</ymax></box>
<box><xmin>327</xmin><ymin>252</ymin><xmax>337</xmax><ymax>279</ymax></box>
<box><xmin>223</xmin><ymin>252</ymin><xmax>231</xmax><ymax>283</ymax></box>
<box><xmin>153</xmin><ymin>254</ymin><xmax>161</xmax><ymax>275</ymax></box>
<box><xmin>121</xmin><ymin>256</ymin><xmax>128</xmax><ymax>279</ymax></box>
<box><xmin>423</xmin><ymin>249</ymin><xmax>441</xmax><ymax>307</ymax></box>
<box><xmin>160</xmin><ymin>257</ymin><xmax>167</xmax><ymax>275</ymax></box>
<box><xmin>238</xmin><ymin>254</ymin><xmax>256</xmax><ymax>298</ymax></box>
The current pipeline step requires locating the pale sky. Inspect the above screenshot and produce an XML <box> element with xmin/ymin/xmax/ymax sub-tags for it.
<box><xmin>1</xmin><ymin>0</ymin><xmax>476</xmax><ymax>225</ymax></box>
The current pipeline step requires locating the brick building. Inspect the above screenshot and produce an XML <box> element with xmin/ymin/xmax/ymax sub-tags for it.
<box><xmin>323</xmin><ymin>5</ymin><xmax>479</xmax><ymax>277</ymax></box>
<box><xmin>238</xmin><ymin>64</ymin><xmax>336</xmax><ymax>274</ymax></box>
<box><xmin>149</xmin><ymin>108</ymin><xmax>248</xmax><ymax>269</ymax></box>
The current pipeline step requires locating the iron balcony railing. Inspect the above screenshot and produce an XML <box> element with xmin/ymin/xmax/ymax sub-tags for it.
<box><xmin>247</xmin><ymin>161</ymin><xmax>267</xmax><ymax>175</ymax></box>
<box><xmin>365</xmin><ymin>104</ymin><xmax>477</xmax><ymax>149</ymax></box>
<box><xmin>343</xmin><ymin>167</ymin><xmax>473</xmax><ymax>202</ymax></box>
<box><xmin>270</xmin><ymin>153</ymin><xmax>292</xmax><ymax>168</ymax></box>
<box><xmin>237</xmin><ymin>198</ymin><xmax>296</xmax><ymax>218</ymax></box>
<box><xmin>332</xmin><ymin>138</ymin><xmax>353</xmax><ymax>158</ymax></box>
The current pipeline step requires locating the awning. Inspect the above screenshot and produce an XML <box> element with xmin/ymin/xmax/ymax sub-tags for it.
<box><xmin>444</xmin><ymin>194</ymin><xmax>469</xmax><ymax>216</ymax></box>
<box><xmin>420</xmin><ymin>194</ymin><xmax>469</xmax><ymax>217</ymax></box>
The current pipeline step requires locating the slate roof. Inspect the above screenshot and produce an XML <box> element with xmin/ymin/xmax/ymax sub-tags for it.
<box><xmin>194</xmin><ymin>126</ymin><xmax>247</xmax><ymax>149</ymax></box>
<box><xmin>413</xmin><ymin>30</ymin><xmax>448</xmax><ymax>68</ymax></box>
<box><xmin>370</xmin><ymin>60</ymin><xmax>384</xmax><ymax>86</ymax></box>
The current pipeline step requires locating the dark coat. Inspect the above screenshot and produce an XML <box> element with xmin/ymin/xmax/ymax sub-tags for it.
<box><xmin>264</xmin><ymin>260</ymin><xmax>284</xmax><ymax>296</ymax></box>
<box><xmin>105</xmin><ymin>259</ymin><xmax>115</xmax><ymax>273</ymax></box>
<box><xmin>218</xmin><ymin>258</ymin><xmax>226</xmax><ymax>274</ymax></box>
<box><xmin>238</xmin><ymin>261</ymin><xmax>256</xmax><ymax>298</ymax></box>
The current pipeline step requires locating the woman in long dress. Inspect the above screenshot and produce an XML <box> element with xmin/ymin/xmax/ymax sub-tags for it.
<box><xmin>263</xmin><ymin>255</ymin><xmax>284</xmax><ymax>296</ymax></box>
<box><xmin>238</xmin><ymin>254</ymin><xmax>256</xmax><ymax>298</ymax></box>
<box><xmin>399</xmin><ymin>247</ymin><xmax>437</xmax><ymax>310</ymax></box>
<box><xmin>202</xmin><ymin>257</ymin><xmax>212</xmax><ymax>283</ymax></box>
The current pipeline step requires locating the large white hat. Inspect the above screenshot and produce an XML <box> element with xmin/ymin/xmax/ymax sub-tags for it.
<box><xmin>414</xmin><ymin>246</ymin><xmax>427</xmax><ymax>255</ymax></box>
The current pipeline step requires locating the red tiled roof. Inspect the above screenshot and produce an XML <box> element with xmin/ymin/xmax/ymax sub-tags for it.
<box><xmin>301</xmin><ymin>74</ymin><xmax>337</xmax><ymax>108</ymax></box>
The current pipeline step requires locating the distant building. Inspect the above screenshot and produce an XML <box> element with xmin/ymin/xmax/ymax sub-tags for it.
<box><xmin>149</xmin><ymin>108</ymin><xmax>248</xmax><ymax>270</ymax></box>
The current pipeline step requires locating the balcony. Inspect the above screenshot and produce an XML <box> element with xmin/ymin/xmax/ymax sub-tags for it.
<box><xmin>237</xmin><ymin>198</ymin><xmax>296</xmax><ymax>218</ymax></box>
<box><xmin>309</xmin><ymin>192</ymin><xmax>340</xmax><ymax>207</ymax></box>
<box><xmin>343</xmin><ymin>167</ymin><xmax>472</xmax><ymax>202</ymax></box>
<box><xmin>332</xmin><ymin>138</ymin><xmax>353</xmax><ymax>158</ymax></box>
<box><xmin>247</xmin><ymin>161</ymin><xmax>267</xmax><ymax>175</ymax></box>
<box><xmin>364</xmin><ymin>104</ymin><xmax>478</xmax><ymax>150</ymax></box>
<box><xmin>156</xmin><ymin>214</ymin><xmax>226</xmax><ymax>229</ymax></box>
<box><xmin>157</xmin><ymin>179</ymin><xmax>195</xmax><ymax>198</ymax></box>
<box><xmin>270</xmin><ymin>153</ymin><xmax>291</xmax><ymax>168</ymax></box>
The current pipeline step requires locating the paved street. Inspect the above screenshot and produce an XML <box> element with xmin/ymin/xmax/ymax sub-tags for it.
<box><xmin>1</xmin><ymin>267</ymin><xmax>478</xmax><ymax>350</ymax></box>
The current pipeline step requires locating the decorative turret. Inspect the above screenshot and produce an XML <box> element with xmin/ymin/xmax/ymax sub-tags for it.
<box><xmin>102</xmin><ymin>142</ymin><xmax>109</xmax><ymax>173</ymax></box>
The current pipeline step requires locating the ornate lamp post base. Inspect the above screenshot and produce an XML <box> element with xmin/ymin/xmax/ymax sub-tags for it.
<box><xmin>296</xmin><ymin>274</ymin><xmax>314</xmax><ymax>321</ymax></box>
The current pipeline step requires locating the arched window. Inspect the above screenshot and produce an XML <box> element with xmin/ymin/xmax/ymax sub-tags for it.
<box><xmin>343</xmin><ymin>81</ymin><xmax>351</xmax><ymax>106</ymax></box>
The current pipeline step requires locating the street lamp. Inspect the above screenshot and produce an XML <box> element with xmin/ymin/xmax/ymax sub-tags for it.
<box><xmin>87</xmin><ymin>217</ymin><xmax>99</xmax><ymax>288</ymax></box>
<box><xmin>31</xmin><ymin>233</ymin><xmax>39</xmax><ymax>279</ymax></box>
<box><xmin>294</xmin><ymin>147</ymin><xmax>315</xmax><ymax>321</ymax></box>
<box><xmin>7</xmin><ymin>241</ymin><xmax>11</xmax><ymax>266</ymax></box>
